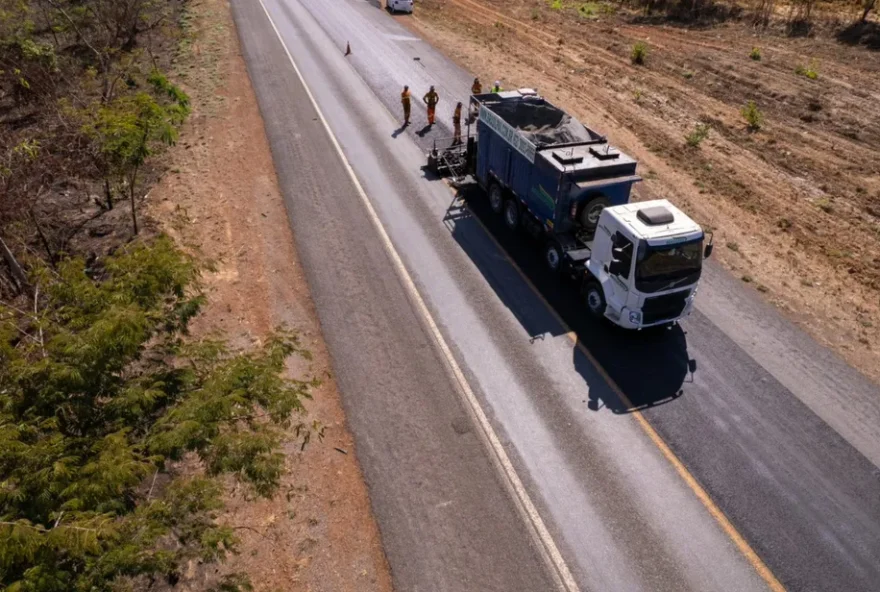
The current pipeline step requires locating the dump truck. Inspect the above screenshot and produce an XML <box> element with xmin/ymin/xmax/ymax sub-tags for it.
<box><xmin>428</xmin><ymin>88</ymin><xmax>713</xmax><ymax>329</ymax></box>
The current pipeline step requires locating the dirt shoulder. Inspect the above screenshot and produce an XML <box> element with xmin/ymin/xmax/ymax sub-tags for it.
<box><xmin>148</xmin><ymin>0</ymin><xmax>393</xmax><ymax>590</ymax></box>
<box><xmin>403</xmin><ymin>0</ymin><xmax>880</xmax><ymax>383</ymax></box>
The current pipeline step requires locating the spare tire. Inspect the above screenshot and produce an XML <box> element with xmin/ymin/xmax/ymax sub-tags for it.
<box><xmin>578</xmin><ymin>195</ymin><xmax>611</xmax><ymax>231</ymax></box>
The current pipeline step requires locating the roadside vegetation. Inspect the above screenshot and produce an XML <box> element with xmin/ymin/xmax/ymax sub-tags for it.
<box><xmin>0</xmin><ymin>2</ymin><xmax>322</xmax><ymax>590</ymax></box>
<box><xmin>685</xmin><ymin>122</ymin><xmax>710</xmax><ymax>147</ymax></box>
<box><xmin>0</xmin><ymin>238</ymin><xmax>317</xmax><ymax>592</ymax></box>
<box><xmin>740</xmin><ymin>100</ymin><xmax>764</xmax><ymax>130</ymax></box>
<box><xmin>631</xmin><ymin>40</ymin><xmax>648</xmax><ymax>64</ymax></box>
<box><xmin>1</xmin><ymin>0</ymin><xmax>191</xmax><ymax>285</ymax></box>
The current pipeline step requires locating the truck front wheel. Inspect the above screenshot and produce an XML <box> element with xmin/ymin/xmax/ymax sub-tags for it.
<box><xmin>489</xmin><ymin>183</ymin><xmax>504</xmax><ymax>214</ymax></box>
<box><xmin>503</xmin><ymin>199</ymin><xmax>520</xmax><ymax>230</ymax></box>
<box><xmin>584</xmin><ymin>281</ymin><xmax>606</xmax><ymax>319</ymax></box>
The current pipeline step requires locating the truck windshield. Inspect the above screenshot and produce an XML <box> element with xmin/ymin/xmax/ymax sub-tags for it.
<box><xmin>635</xmin><ymin>238</ymin><xmax>703</xmax><ymax>293</ymax></box>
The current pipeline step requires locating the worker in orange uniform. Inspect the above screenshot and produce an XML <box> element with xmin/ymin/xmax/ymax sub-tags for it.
<box><xmin>423</xmin><ymin>85</ymin><xmax>439</xmax><ymax>126</ymax></box>
<box><xmin>401</xmin><ymin>85</ymin><xmax>411</xmax><ymax>126</ymax></box>
<box><xmin>471</xmin><ymin>77</ymin><xmax>482</xmax><ymax>95</ymax></box>
<box><xmin>452</xmin><ymin>102</ymin><xmax>463</xmax><ymax>146</ymax></box>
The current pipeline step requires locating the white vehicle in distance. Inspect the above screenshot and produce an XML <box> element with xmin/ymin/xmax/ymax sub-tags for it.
<box><xmin>387</xmin><ymin>0</ymin><xmax>413</xmax><ymax>14</ymax></box>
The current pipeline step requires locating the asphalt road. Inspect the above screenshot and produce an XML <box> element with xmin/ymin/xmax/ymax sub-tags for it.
<box><xmin>230</xmin><ymin>1</ymin><xmax>880</xmax><ymax>590</ymax></box>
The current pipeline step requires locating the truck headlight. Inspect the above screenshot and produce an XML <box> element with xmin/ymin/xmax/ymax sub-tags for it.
<box><xmin>628</xmin><ymin>310</ymin><xmax>642</xmax><ymax>325</ymax></box>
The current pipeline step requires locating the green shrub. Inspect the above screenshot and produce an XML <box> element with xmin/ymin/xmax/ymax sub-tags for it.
<box><xmin>631</xmin><ymin>41</ymin><xmax>648</xmax><ymax>65</ymax></box>
<box><xmin>80</xmin><ymin>70</ymin><xmax>191</xmax><ymax>233</ymax></box>
<box><xmin>685</xmin><ymin>123</ymin><xmax>710</xmax><ymax>147</ymax></box>
<box><xmin>795</xmin><ymin>60</ymin><xmax>819</xmax><ymax>80</ymax></box>
<box><xmin>816</xmin><ymin>198</ymin><xmax>833</xmax><ymax>213</ymax></box>
<box><xmin>750</xmin><ymin>47</ymin><xmax>762</xmax><ymax>61</ymax></box>
<box><xmin>741</xmin><ymin>100</ymin><xmax>764</xmax><ymax>131</ymax></box>
<box><xmin>0</xmin><ymin>238</ymin><xmax>318</xmax><ymax>591</ymax></box>
<box><xmin>578</xmin><ymin>2</ymin><xmax>610</xmax><ymax>17</ymax></box>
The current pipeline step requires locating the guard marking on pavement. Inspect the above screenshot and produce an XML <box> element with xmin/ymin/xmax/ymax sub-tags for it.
<box><xmin>253</xmin><ymin>1</ymin><xmax>580</xmax><ymax>590</ymax></box>
<box><xmin>468</xmin><ymin>214</ymin><xmax>786</xmax><ymax>592</ymax></box>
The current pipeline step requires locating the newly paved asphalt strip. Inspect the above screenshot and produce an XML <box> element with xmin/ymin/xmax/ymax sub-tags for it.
<box><xmin>231</xmin><ymin>0</ymin><xmax>880</xmax><ymax>590</ymax></box>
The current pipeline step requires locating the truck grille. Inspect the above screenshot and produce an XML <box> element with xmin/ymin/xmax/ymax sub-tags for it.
<box><xmin>642</xmin><ymin>290</ymin><xmax>690</xmax><ymax>324</ymax></box>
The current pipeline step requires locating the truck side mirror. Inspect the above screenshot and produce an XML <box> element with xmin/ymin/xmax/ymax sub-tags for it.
<box><xmin>704</xmin><ymin>243</ymin><xmax>714</xmax><ymax>259</ymax></box>
<box><xmin>704</xmin><ymin>232</ymin><xmax>714</xmax><ymax>259</ymax></box>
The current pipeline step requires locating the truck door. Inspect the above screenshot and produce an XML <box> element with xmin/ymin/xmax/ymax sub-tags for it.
<box><xmin>605</xmin><ymin>231</ymin><xmax>634</xmax><ymax>315</ymax></box>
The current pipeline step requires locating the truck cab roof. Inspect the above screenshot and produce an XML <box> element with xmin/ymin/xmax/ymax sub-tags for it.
<box><xmin>607</xmin><ymin>199</ymin><xmax>704</xmax><ymax>245</ymax></box>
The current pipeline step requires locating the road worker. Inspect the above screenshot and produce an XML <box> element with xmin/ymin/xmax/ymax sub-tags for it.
<box><xmin>401</xmin><ymin>85</ymin><xmax>411</xmax><ymax>126</ymax></box>
<box><xmin>471</xmin><ymin>77</ymin><xmax>482</xmax><ymax>95</ymax></box>
<box><xmin>452</xmin><ymin>102</ymin><xmax>463</xmax><ymax>146</ymax></box>
<box><xmin>423</xmin><ymin>85</ymin><xmax>439</xmax><ymax>126</ymax></box>
<box><xmin>491</xmin><ymin>80</ymin><xmax>503</xmax><ymax>93</ymax></box>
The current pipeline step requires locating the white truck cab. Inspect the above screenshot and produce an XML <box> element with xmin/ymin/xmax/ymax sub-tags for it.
<box><xmin>583</xmin><ymin>199</ymin><xmax>713</xmax><ymax>329</ymax></box>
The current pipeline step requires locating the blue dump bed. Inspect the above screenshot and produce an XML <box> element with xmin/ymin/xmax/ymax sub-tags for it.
<box><xmin>473</xmin><ymin>91</ymin><xmax>640</xmax><ymax>234</ymax></box>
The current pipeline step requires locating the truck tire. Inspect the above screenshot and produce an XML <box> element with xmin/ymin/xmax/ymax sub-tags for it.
<box><xmin>544</xmin><ymin>240</ymin><xmax>563</xmax><ymax>273</ymax></box>
<box><xmin>503</xmin><ymin>199</ymin><xmax>520</xmax><ymax>230</ymax></box>
<box><xmin>578</xmin><ymin>195</ymin><xmax>611</xmax><ymax>231</ymax></box>
<box><xmin>488</xmin><ymin>183</ymin><xmax>504</xmax><ymax>214</ymax></box>
<box><xmin>584</xmin><ymin>280</ymin><xmax>606</xmax><ymax>319</ymax></box>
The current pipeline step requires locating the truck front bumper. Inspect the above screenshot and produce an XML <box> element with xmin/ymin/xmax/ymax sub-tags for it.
<box><xmin>617</xmin><ymin>293</ymin><xmax>696</xmax><ymax>330</ymax></box>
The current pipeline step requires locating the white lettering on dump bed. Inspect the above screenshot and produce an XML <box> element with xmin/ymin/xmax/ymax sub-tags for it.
<box><xmin>480</xmin><ymin>105</ymin><xmax>536</xmax><ymax>164</ymax></box>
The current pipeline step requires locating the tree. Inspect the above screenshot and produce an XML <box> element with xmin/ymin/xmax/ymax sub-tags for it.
<box><xmin>862</xmin><ymin>0</ymin><xmax>876</xmax><ymax>22</ymax></box>
<box><xmin>787</xmin><ymin>0</ymin><xmax>815</xmax><ymax>30</ymax></box>
<box><xmin>0</xmin><ymin>238</ymin><xmax>318</xmax><ymax>591</ymax></box>
<box><xmin>752</xmin><ymin>0</ymin><xmax>775</xmax><ymax>27</ymax></box>
<box><xmin>82</xmin><ymin>71</ymin><xmax>189</xmax><ymax>233</ymax></box>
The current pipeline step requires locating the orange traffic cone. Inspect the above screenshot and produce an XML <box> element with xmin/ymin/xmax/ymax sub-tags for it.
<box><xmin>344</xmin><ymin>42</ymin><xmax>351</xmax><ymax>56</ymax></box>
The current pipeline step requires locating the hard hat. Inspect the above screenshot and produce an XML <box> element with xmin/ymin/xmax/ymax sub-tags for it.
<box><xmin>495</xmin><ymin>80</ymin><xmax>501</xmax><ymax>86</ymax></box>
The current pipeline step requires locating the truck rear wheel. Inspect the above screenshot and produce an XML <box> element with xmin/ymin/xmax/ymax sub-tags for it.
<box><xmin>503</xmin><ymin>199</ymin><xmax>520</xmax><ymax>230</ymax></box>
<box><xmin>584</xmin><ymin>281</ymin><xmax>606</xmax><ymax>319</ymax></box>
<box><xmin>578</xmin><ymin>195</ymin><xmax>611</xmax><ymax>231</ymax></box>
<box><xmin>544</xmin><ymin>241</ymin><xmax>563</xmax><ymax>273</ymax></box>
<box><xmin>489</xmin><ymin>183</ymin><xmax>504</xmax><ymax>214</ymax></box>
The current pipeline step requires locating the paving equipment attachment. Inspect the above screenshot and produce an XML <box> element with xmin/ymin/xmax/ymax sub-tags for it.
<box><xmin>426</xmin><ymin>138</ymin><xmax>469</xmax><ymax>185</ymax></box>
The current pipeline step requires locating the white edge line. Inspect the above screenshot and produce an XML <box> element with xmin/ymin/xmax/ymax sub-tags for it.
<box><xmin>251</xmin><ymin>0</ymin><xmax>580</xmax><ymax>590</ymax></box>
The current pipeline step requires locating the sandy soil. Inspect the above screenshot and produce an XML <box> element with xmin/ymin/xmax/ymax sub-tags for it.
<box><xmin>148</xmin><ymin>0</ymin><xmax>394</xmax><ymax>590</ymax></box>
<box><xmin>403</xmin><ymin>0</ymin><xmax>880</xmax><ymax>382</ymax></box>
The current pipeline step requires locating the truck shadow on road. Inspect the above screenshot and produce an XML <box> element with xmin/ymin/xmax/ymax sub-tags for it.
<box><xmin>445</xmin><ymin>183</ymin><xmax>691</xmax><ymax>413</ymax></box>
